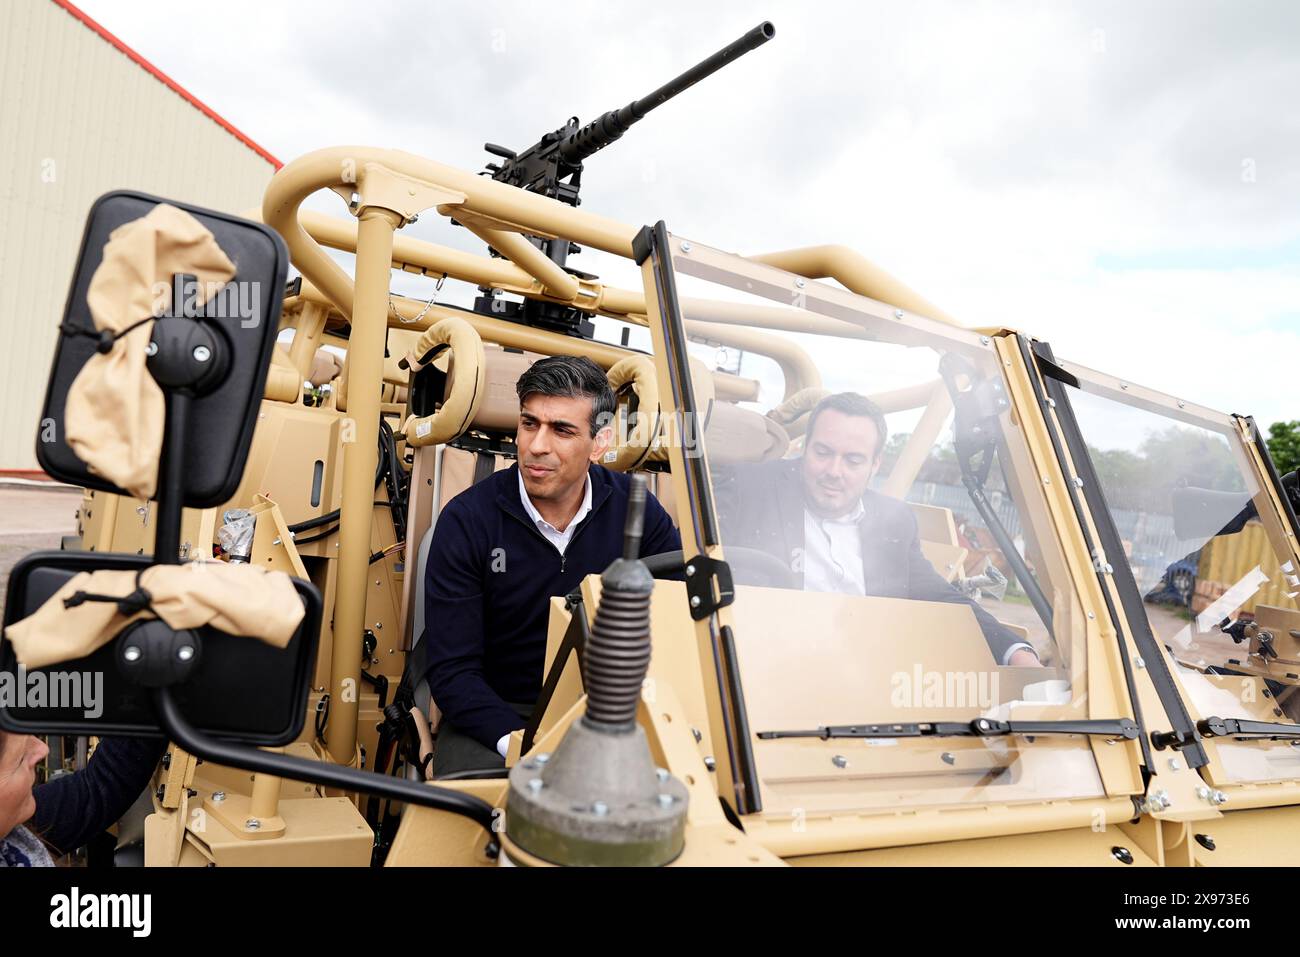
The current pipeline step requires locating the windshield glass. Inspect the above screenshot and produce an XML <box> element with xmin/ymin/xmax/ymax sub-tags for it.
<box><xmin>661</xmin><ymin>237</ymin><xmax>1120</xmax><ymax>816</ymax></box>
<box><xmin>1059</xmin><ymin>363</ymin><xmax>1300</xmax><ymax>785</ymax></box>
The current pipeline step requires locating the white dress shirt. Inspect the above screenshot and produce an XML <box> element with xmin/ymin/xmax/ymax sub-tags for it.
<box><xmin>803</xmin><ymin>501</ymin><xmax>867</xmax><ymax>596</ymax></box>
<box><xmin>497</xmin><ymin>470</ymin><xmax>594</xmax><ymax>757</ymax></box>
<box><xmin>801</xmin><ymin>501</ymin><xmax>1034</xmax><ymax>666</ymax></box>
<box><xmin>517</xmin><ymin>469</ymin><xmax>592</xmax><ymax>556</ymax></box>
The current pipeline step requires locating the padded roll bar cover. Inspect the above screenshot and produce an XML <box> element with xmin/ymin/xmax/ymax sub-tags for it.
<box><xmin>36</xmin><ymin>191</ymin><xmax>289</xmax><ymax>508</ymax></box>
<box><xmin>644</xmin><ymin>356</ymin><xmax>717</xmax><ymax>464</ymax></box>
<box><xmin>401</xmin><ymin>317</ymin><xmax>486</xmax><ymax>447</ymax></box>
<box><xmin>706</xmin><ymin>402</ymin><xmax>790</xmax><ymax>463</ymax></box>
<box><xmin>456</xmin><ymin>344</ymin><xmax>541</xmax><ymax>432</ymax></box>
<box><xmin>604</xmin><ymin>355</ymin><xmax>661</xmax><ymax>472</ymax></box>
<box><xmin>766</xmin><ymin>385</ymin><xmax>830</xmax><ymax>440</ymax></box>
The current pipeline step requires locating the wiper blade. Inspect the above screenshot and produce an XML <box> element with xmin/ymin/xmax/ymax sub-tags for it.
<box><xmin>1199</xmin><ymin>716</ymin><xmax>1300</xmax><ymax>741</ymax></box>
<box><xmin>757</xmin><ymin>717</ymin><xmax>1139</xmax><ymax>741</ymax></box>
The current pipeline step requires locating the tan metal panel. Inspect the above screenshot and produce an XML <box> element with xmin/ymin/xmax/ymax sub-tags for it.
<box><xmin>0</xmin><ymin>0</ymin><xmax>277</xmax><ymax>470</ymax></box>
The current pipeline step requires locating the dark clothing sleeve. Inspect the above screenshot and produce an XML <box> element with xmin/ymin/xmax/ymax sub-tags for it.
<box><xmin>30</xmin><ymin>736</ymin><xmax>166</xmax><ymax>855</ymax></box>
<box><xmin>900</xmin><ymin>512</ymin><xmax>1026</xmax><ymax>665</ymax></box>
<box><xmin>422</xmin><ymin>501</ymin><xmax>526</xmax><ymax>751</ymax></box>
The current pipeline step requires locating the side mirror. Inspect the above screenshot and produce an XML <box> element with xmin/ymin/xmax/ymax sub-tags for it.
<box><xmin>37</xmin><ymin>191</ymin><xmax>287</xmax><ymax>507</ymax></box>
<box><xmin>1170</xmin><ymin>486</ymin><xmax>1256</xmax><ymax>541</ymax></box>
<box><xmin>2</xmin><ymin>191</ymin><xmax>320</xmax><ymax>744</ymax></box>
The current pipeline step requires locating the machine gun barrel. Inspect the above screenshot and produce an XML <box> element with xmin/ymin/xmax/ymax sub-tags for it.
<box><xmin>558</xmin><ymin>21</ymin><xmax>774</xmax><ymax>163</ymax></box>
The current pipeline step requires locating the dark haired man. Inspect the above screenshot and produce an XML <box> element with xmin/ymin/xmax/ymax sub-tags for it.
<box><xmin>717</xmin><ymin>392</ymin><xmax>1040</xmax><ymax>667</ymax></box>
<box><xmin>421</xmin><ymin>355</ymin><xmax>681</xmax><ymax>776</ymax></box>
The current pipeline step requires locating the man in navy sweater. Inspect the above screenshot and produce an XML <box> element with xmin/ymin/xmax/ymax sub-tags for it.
<box><xmin>422</xmin><ymin>356</ymin><xmax>680</xmax><ymax>777</ymax></box>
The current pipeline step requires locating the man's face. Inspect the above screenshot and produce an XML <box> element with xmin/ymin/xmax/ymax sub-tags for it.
<box><xmin>800</xmin><ymin>409</ymin><xmax>882</xmax><ymax>517</ymax></box>
<box><xmin>517</xmin><ymin>393</ymin><xmax>611</xmax><ymax>502</ymax></box>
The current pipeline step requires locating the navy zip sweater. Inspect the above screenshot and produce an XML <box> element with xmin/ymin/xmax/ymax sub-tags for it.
<box><xmin>421</xmin><ymin>463</ymin><xmax>680</xmax><ymax>749</ymax></box>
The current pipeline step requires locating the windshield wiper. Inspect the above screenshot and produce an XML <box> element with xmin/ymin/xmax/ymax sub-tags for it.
<box><xmin>758</xmin><ymin>717</ymin><xmax>1139</xmax><ymax>741</ymax></box>
<box><xmin>1199</xmin><ymin>716</ymin><xmax>1300</xmax><ymax>741</ymax></box>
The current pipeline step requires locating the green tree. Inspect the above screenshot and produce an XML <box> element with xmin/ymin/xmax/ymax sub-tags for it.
<box><xmin>1267</xmin><ymin>420</ymin><xmax>1300</xmax><ymax>475</ymax></box>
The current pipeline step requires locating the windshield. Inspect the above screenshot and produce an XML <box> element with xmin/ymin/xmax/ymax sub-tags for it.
<box><xmin>659</xmin><ymin>237</ymin><xmax>1124</xmax><ymax>817</ymax></box>
<box><xmin>1058</xmin><ymin>362</ymin><xmax>1300</xmax><ymax>785</ymax></box>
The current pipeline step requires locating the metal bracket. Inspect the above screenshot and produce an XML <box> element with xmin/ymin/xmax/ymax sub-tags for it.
<box><xmin>332</xmin><ymin>162</ymin><xmax>467</xmax><ymax>226</ymax></box>
<box><xmin>683</xmin><ymin>554</ymin><xmax>734</xmax><ymax>620</ymax></box>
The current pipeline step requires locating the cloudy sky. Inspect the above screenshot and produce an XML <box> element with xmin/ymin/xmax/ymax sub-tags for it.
<box><xmin>76</xmin><ymin>0</ymin><xmax>1300</xmax><ymax>427</ymax></box>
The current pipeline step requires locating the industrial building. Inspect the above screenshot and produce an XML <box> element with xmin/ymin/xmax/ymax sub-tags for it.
<box><xmin>0</xmin><ymin>0</ymin><xmax>278</xmax><ymax>472</ymax></box>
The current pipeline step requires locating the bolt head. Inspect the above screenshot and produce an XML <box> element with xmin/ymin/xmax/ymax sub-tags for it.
<box><xmin>177</xmin><ymin>646</ymin><xmax>194</xmax><ymax>662</ymax></box>
<box><xmin>245</xmin><ymin>818</ymin><xmax>260</xmax><ymax>830</ymax></box>
<box><xmin>1197</xmin><ymin>786</ymin><xmax>1211</xmax><ymax>800</ymax></box>
<box><xmin>1211</xmin><ymin>790</ymin><xmax>1228</xmax><ymax>805</ymax></box>
<box><xmin>527</xmin><ymin>778</ymin><xmax>543</xmax><ymax>794</ymax></box>
<box><xmin>192</xmin><ymin>345</ymin><xmax>211</xmax><ymax>363</ymax></box>
<box><xmin>1168</xmin><ymin>757</ymin><xmax>1182</xmax><ymax>771</ymax></box>
<box><xmin>535</xmin><ymin>752</ymin><xmax>551</xmax><ymax>765</ymax></box>
<box><xmin>212</xmin><ymin>791</ymin><xmax>226</xmax><ymax>802</ymax></box>
<box><xmin>894</xmin><ymin>309</ymin><xmax>904</xmax><ymax>320</ymax></box>
<box><xmin>1134</xmin><ymin>656</ymin><xmax>1146</xmax><ymax>669</ymax></box>
<box><xmin>690</xmin><ymin>595</ymin><xmax>701</xmax><ymax>608</ymax></box>
<box><xmin>703</xmin><ymin>756</ymin><xmax>717</xmax><ymax>772</ymax></box>
<box><xmin>658</xmin><ymin>793</ymin><xmax>675</xmax><ymax>808</ymax></box>
<box><xmin>145</xmin><ymin>341</ymin><xmax>158</xmax><ymax>357</ymax></box>
<box><xmin>123</xmin><ymin>646</ymin><xmax>142</xmax><ymax>662</ymax></box>
<box><xmin>831</xmin><ymin>754</ymin><xmax>848</xmax><ymax>769</ymax></box>
<box><xmin>591</xmin><ymin>801</ymin><xmax>609</xmax><ymax>816</ymax></box>
<box><xmin>795</xmin><ymin>278</ymin><xmax>806</xmax><ymax>288</ymax></box>
<box><xmin>980</xmin><ymin>336</ymin><xmax>990</xmax><ymax>345</ymax></box>
<box><xmin>679</xmin><ymin>241</ymin><xmax>692</xmax><ymax>253</ymax></box>
<box><xmin>656</xmin><ymin>767</ymin><xmax>670</xmax><ymax>782</ymax></box>
<box><xmin>685</xmin><ymin>564</ymin><xmax>695</xmax><ymax>577</ymax></box>
<box><xmin>1073</xmin><ymin>477</ymin><xmax>1084</xmax><ymax>487</ymax></box>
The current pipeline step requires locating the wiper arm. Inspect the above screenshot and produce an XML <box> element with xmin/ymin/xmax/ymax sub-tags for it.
<box><xmin>1199</xmin><ymin>716</ymin><xmax>1300</xmax><ymax>741</ymax></box>
<box><xmin>758</xmin><ymin>717</ymin><xmax>1139</xmax><ymax>741</ymax></box>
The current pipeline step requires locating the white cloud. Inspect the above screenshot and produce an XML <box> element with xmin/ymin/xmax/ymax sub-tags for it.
<box><xmin>72</xmin><ymin>0</ymin><xmax>1300</xmax><ymax>428</ymax></box>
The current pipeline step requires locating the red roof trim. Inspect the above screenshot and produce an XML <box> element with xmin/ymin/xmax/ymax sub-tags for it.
<box><xmin>50</xmin><ymin>0</ymin><xmax>282</xmax><ymax>169</ymax></box>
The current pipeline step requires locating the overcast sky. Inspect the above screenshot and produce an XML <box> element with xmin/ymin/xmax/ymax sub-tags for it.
<box><xmin>76</xmin><ymin>0</ymin><xmax>1300</xmax><ymax>428</ymax></box>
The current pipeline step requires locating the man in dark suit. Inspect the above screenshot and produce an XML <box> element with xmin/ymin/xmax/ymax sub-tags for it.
<box><xmin>714</xmin><ymin>392</ymin><xmax>1040</xmax><ymax>667</ymax></box>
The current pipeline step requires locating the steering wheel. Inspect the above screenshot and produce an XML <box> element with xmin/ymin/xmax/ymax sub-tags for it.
<box><xmin>642</xmin><ymin>547</ymin><xmax>797</xmax><ymax>590</ymax></box>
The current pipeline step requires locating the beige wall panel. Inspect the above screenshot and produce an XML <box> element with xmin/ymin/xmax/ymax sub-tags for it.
<box><xmin>0</xmin><ymin>0</ymin><xmax>277</xmax><ymax>470</ymax></box>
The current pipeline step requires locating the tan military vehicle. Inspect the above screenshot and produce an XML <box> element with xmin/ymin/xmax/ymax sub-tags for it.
<box><xmin>5</xmin><ymin>22</ymin><xmax>1300</xmax><ymax>868</ymax></box>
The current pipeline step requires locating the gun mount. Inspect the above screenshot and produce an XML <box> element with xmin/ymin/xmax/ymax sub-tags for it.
<box><xmin>470</xmin><ymin>21</ymin><xmax>775</xmax><ymax>335</ymax></box>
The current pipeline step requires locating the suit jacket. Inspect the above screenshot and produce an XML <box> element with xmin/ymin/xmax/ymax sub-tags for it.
<box><xmin>713</xmin><ymin>458</ymin><xmax>1024</xmax><ymax>664</ymax></box>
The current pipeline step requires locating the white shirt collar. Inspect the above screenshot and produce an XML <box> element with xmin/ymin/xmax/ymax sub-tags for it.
<box><xmin>518</xmin><ymin>467</ymin><xmax>593</xmax><ymax>553</ymax></box>
<box><xmin>807</xmin><ymin>498</ymin><xmax>866</xmax><ymax>526</ymax></box>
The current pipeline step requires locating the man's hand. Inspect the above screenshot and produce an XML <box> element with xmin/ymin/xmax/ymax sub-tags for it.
<box><xmin>1007</xmin><ymin>648</ymin><xmax>1043</xmax><ymax>668</ymax></box>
